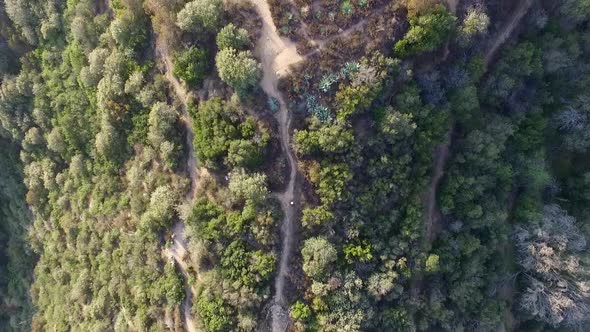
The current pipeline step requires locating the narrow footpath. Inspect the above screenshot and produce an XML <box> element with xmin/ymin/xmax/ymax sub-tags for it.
<box><xmin>250</xmin><ymin>0</ymin><xmax>305</xmax><ymax>330</ymax></box>
<box><xmin>424</xmin><ymin>0</ymin><xmax>534</xmax><ymax>245</ymax></box>
<box><xmin>481</xmin><ymin>1</ymin><xmax>534</xmax><ymax>330</ymax></box>
<box><xmin>155</xmin><ymin>35</ymin><xmax>199</xmax><ymax>332</ymax></box>
<box><xmin>484</xmin><ymin>0</ymin><xmax>534</xmax><ymax>66</ymax></box>
<box><xmin>423</xmin><ymin>0</ymin><xmax>460</xmax><ymax>246</ymax></box>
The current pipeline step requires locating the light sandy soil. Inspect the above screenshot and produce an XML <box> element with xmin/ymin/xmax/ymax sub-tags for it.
<box><xmin>250</xmin><ymin>0</ymin><xmax>306</xmax><ymax>330</ymax></box>
<box><xmin>155</xmin><ymin>35</ymin><xmax>199</xmax><ymax>332</ymax></box>
<box><xmin>164</xmin><ymin>223</ymin><xmax>197</xmax><ymax>332</ymax></box>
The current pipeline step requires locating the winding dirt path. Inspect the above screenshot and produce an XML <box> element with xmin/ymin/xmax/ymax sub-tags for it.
<box><xmin>250</xmin><ymin>0</ymin><xmax>305</xmax><ymax>330</ymax></box>
<box><xmin>155</xmin><ymin>35</ymin><xmax>199</xmax><ymax>332</ymax></box>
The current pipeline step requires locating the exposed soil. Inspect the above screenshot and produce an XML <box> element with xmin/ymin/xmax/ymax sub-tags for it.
<box><xmin>302</xmin><ymin>10</ymin><xmax>384</xmax><ymax>57</ymax></box>
<box><xmin>424</xmin><ymin>129</ymin><xmax>452</xmax><ymax>244</ymax></box>
<box><xmin>164</xmin><ymin>223</ymin><xmax>198</xmax><ymax>332</ymax></box>
<box><xmin>445</xmin><ymin>0</ymin><xmax>459</xmax><ymax>14</ymax></box>
<box><xmin>155</xmin><ymin>33</ymin><xmax>199</xmax><ymax>332</ymax></box>
<box><xmin>484</xmin><ymin>0</ymin><xmax>534</xmax><ymax>67</ymax></box>
<box><xmin>250</xmin><ymin>0</ymin><xmax>303</xmax><ymax>330</ymax></box>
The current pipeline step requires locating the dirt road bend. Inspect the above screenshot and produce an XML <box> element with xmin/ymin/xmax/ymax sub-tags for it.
<box><xmin>250</xmin><ymin>0</ymin><xmax>305</xmax><ymax>330</ymax></box>
<box><xmin>155</xmin><ymin>35</ymin><xmax>199</xmax><ymax>332</ymax></box>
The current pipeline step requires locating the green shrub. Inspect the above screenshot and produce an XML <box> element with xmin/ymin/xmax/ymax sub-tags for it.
<box><xmin>301</xmin><ymin>237</ymin><xmax>337</xmax><ymax>279</ymax></box>
<box><xmin>425</xmin><ymin>254</ymin><xmax>440</xmax><ymax>273</ymax></box>
<box><xmin>302</xmin><ymin>206</ymin><xmax>334</xmax><ymax>228</ymax></box>
<box><xmin>290</xmin><ymin>301</ymin><xmax>311</xmax><ymax>321</ymax></box>
<box><xmin>216</xmin><ymin>24</ymin><xmax>250</xmax><ymax>50</ymax></box>
<box><xmin>177</xmin><ymin>0</ymin><xmax>222</xmax><ymax>32</ymax></box>
<box><xmin>215</xmin><ymin>48</ymin><xmax>261</xmax><ymax>94</ymax></box>
<box><xmin>173</xmin><ymin>47</ymin><xmax>209</xmax><ymax>87</ymax></box>
<box><xmin>344</xmin><ymin>242</ymin><xmax>373</xmax><ymax>263</ymax></box>
<box><xmin>196</xmin><ymin>293</ymin><xmax>233</xmax><ymax>332</ymax></box>
<box><xmin>394</xmin><ymin>5</ymin><xmax>456</xmax><ymax>57</ymax></box>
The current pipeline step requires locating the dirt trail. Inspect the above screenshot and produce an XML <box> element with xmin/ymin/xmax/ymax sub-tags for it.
<box><xmin>155</xmin><ymin>35</ymin><xmax>199</xmax><ymax>332</ymax></box>
<box><xmin>424</xmin><ymin>130</ymin><xmax>451</xmax><ymax>243</ymax></box>
<box><xmin>302</xmin><ymin>17</ymin><xmax>373</xmax><ymax>58</ymax></box>
<box><xmin>250</xmin><ymin>0</ymin><xmax>305</xmax><ymax>330</ymax></box>
<box><xmin>422</xmin><ymin>1</ymin><xmax>533</xmax><ymax>328</ymax></box>
<box><xmin>423</xmin><ymin>0</ymin><xmax>459</xmax><ymax>243</ymax></box>
<box><xmin>424</xmin><ymin>0</ymin><xmax>533</xmax><ymax>244</ymax></box>
<box><xmin>301</xmin><ymin>3</ymin><xmax>390</xmax><ymax>56</ymax></box>
<box><xmin>96</xmin><ymin>0</ymin><xmax>112</xmax><ymax>15</ymax></box>
<box><xmin>484</xmin><ymin>0</ymin><xmax>534</xmax><ymax>67</ymax></box>
<box><xmin>445</xmin><ymin>0</ymin><xmax>459</xmax><ymax>14</ymax></box>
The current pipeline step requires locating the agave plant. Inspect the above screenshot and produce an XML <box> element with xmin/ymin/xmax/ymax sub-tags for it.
<box><xmin>267</xmin><ymin>97</ymin><xmax>280</xmax><ymax>113</ymax></box>
<box><xmin>305</xmin><ymin>94</ymin><xmax>333</xmax><ymax>122</ymax></box>
<box><xmin>341</xmin><ymin>0</ymin><xmax>354</xmax><ymax>16</ymax></box>
<box><xmin>340</xmin><ymin>61</ymin><xmax>361</xmax><ymax>78</ymax></box>
<box><xmin>319</xmin><ymin>73</ymin><xmax>339</xmax><ymax>93</ymax></box>
<box><xmin>313</xmin><ymin>105</ymin><xmax>333</xmax><ymax>122</ymax></box>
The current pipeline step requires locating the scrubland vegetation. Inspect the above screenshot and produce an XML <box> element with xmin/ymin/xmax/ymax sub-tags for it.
<box><xmin>0</xmin><ymin>0</ymin><xmax>590</xmax><ymax>331</ymax></box>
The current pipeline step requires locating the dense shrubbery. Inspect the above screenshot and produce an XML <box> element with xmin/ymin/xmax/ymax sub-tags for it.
<box><xmin>215</xmin><ymin>48</ymin><xmax>261</xmax><ymax>94</ymax></box>
<box><xmin>0</xmin><ymin>131</ymin><xmax>34</xmax><ymax>331</ymax></box>
<box><xmin>394</xmin><ymin>5</ymin><xmax>456</xmax><ymax>57</ymax></box>
<box><xmin>185</xmin><ymin>164</ymin><xmax>278</xmax><ymax>331</ymax></box>
<box><xmin>216</xmin><ymin>23</ymin><xmax>250</xmax><ymax>50</ymax></box>
<box><xmin>515</xmin><ymin>205</ymin><xmax>589</xmax><ymax>329</ymax></box>
<box><xmin>177</xmin><ymin>0</ymin><xmax>222</xmax><ymax>32</ymax></box>
<box><xmin>173</xmin><ymin>47</ymin><xmax>209</xmax><ymax>87</ymax></box>
<box><xmin>286</xmin><ymin>2</ymin><xmax>590</xmax><ymax>331</ymax></box>
<box><xmin>2</xmin><ymin>0</ymin><xmax>590</xmax><ymax>331</ymax></box>
<box><xmin>192</xmin><ymin>97</ymin><xmax>269</xmax><ymax>170</ymax></box>
<box><xmin>291</xmin><ymin>47</ymin><xmax>450</xmax><ymax>329</ymax></box>
<box><xmin>0</xmin><ymin>0</ymin><xmax>195</xmax><ymax>329</ymax></box>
